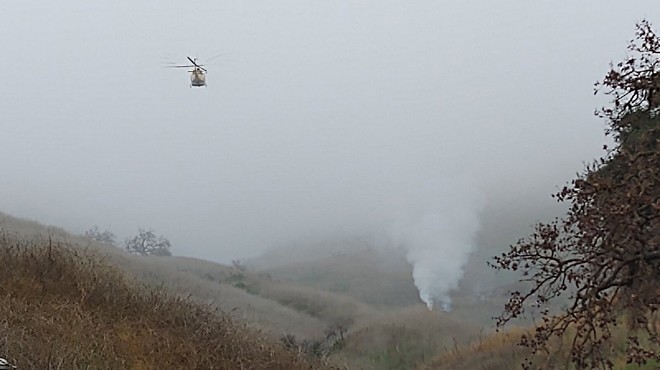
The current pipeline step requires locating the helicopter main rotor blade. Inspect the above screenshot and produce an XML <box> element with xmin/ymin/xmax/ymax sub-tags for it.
<box><xmin>164</xmin><ymin>64</ymin><xmax>195</xmax><ymax>68</ymax></box>
<box><xmin>187</xmin><ymin>56</ymin><xmax>208</xmax><ymax>71</ymax></box>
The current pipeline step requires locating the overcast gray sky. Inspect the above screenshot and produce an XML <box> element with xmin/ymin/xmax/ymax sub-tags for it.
<box><xmin>1</xmin><ymin>1</ymin><xmax>659</xmax><ymax>266</ymax></box>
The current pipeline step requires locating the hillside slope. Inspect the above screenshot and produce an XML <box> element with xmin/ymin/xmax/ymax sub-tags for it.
<box><xmin>0</xmin><ymin>213</ymin><xmax>489</xmax><ymax>369</ymax></box>
<box><xmin>0</xmin><ymin>212</ymin><xmax>330</xmax><ymax>340</ymax></box>
<box><xmin>250</xmin><ymin>243</ymin><xmax>422</xmax><ymax>308</ymax></box>
<box><xmin>0</xmin><ymin>232</ymin><xmax>326</xmax><ymax>369</ymax></box>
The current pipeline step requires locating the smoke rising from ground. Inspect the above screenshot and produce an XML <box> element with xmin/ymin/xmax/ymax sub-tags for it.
<box><xmin>388</xmin><ymin>177</ymin><xmax>485</xmax><ymax>310</ymax></box>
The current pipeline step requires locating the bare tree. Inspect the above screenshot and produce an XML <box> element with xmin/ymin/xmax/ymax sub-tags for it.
<box><xmin>85</xmin><ymin>225</ymin><xmax>117</xmax><ymax>246</ymax></box>
<box><xmin>324</xmin><ymin>318</ymin><xmax>352</xmax><ymax>349</ymax></box>
<box><xmin>231</xmin><ymin>259</ymin><xmax>246</xmax><ymax>272</ymax></box>
<box><xmin>491</xmin><ymin>20</ymin><xmax>659</xmax><ymax>369</ymax></box>
<box><xmin>125</xmin><ymin>228</ymin><xmax>172</xmax><ymax>257</ymax></box>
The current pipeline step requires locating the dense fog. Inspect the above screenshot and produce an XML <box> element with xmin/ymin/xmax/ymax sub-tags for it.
<box><xmin>2</xmin><ymin>1</ymin><xmax>658</xmax><ymax>306</ymax></box>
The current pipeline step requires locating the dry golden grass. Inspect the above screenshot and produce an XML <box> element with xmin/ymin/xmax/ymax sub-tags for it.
<box><xmin>0</xmin><ymin>211</ymin><xmax>330</xmax><ymax>341</ymax></box>
<box><xmin>111</xmin><ymin>253</ymin><xmax>329</xmax><ymax>340</ymax></box>
<box><xmin>0</xmin><ymin>232</ymin><xmax>329</xmax><ymax>369</ymax></box>
<box><xmin>333</xmin><ymin>306</ymin><xmax>481</xmax><ymax>370</ymax></box>
<box><xmin>419</xmin><ymin>323</ymin><xmax>660</xmax><ymax>370</ymax></box>
<box><xmin>249</xmin><ymin>278</ymin><xmax>376</xmax><ymax>323</ymax></box>
<box><xmin>3</xmin><ymin>212</ymin><xmax>582</xmax><ymax>370</ymax></box>
<box><xmin>418</xmin><ymin>328</ymin><xmax>534</xmax><ymax>370</ymax></box>
<box><xmin>252</xmin><ymin>244</ymin><xmax>422</xmax><ymax>308</ymax></box>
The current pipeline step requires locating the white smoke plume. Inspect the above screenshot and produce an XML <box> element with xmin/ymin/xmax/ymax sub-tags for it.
<box><xmin>389</xmin><ymin>177</ymin><xmax>485</xmax><ymax>310</ymax></box>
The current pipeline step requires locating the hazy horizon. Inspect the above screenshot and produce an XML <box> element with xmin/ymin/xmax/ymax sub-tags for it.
<box><xmin>2</xmin><ymin>1</ymin><xmax>659</xmax><ymax>306</ymax></box>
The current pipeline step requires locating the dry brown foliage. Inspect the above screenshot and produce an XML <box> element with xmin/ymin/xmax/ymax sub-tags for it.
<box><xmin>0</xmin><ymin>233</ymin><xmax>327</xmax><ymax>369</ymax></box>
<box><xmin>491</xmin><ymin>20</ymin><xmax>660</xmax><ymax>369</ymax></box>
<box><xmin>419</xmin><ymin>329</ymin><xmax>533</xmax><ymax>370</ymax></box>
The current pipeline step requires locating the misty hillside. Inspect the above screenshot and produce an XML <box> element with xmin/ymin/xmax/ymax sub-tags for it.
<box><xmin>0</xmin><ymin>211</ymin><xmax>514</xmax><ymax>369</ymax></box>
<box><xmin>0</xmin><ymin>157</ymin><xmax>605</xmax><ymax>370</ymax></box>
<box><xmin>0</xmin><ymin>186</ymin><xmax>563</xmax><ymax>370</ymax></box>
<box><xmin>0</xmin><ymin>174</ymin><xmax>637</xmax><ymax>370</ymax></box>
<box><xmin>0</xmin><ymin>226</ymin><xmax>326</xmax><ymax>369</ymax></box>
<box><xmin>0</xmin><ymin>212</ymin><xmax>329</xmax><ymax>339</ymax></box>
<box><xmin>249</xmin><ymin>242</ymin><xmax>422</xmax><ymax>308</ymax></box>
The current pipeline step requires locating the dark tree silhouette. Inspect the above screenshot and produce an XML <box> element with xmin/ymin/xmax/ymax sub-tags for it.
<box><xmin>85</xmin><ymin>225</ymin><xmax>117</xmax><ymax>246</ymax></box>
<box><xmin>491</xmin><ymin>20</ymin><xmax>659</xmax><ymax>369</ymax></box>
<box><xmin>125</xmin><ymin>228</ymin><xmax>172</xmax><ymax>257</ymax></box>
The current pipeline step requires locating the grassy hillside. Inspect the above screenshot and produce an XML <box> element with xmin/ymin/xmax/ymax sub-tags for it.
<box><xmin>250</xmin><ymin>242</ymin><xmax>422</xmax><ymax>308</ymax></box>
<box><xmin>420</xmin><ymin>326</ymin><xmax>659</xmax><ymax>370</ymax></box>
<box><xmin>0</xmin><ymin>232</ymin><xmax>325</xmax><ymax>369</ymax></box>
<box><xmin>419</xmin><ymin>328</ymin><xmax>537</xmax><ymax>370</ymax></box>
<box><xmin>0</xmin><ymin>212</ymin><xmax>330</xmax><ymax>340</ymax></box>
<box><xmin>114</xmin><ymin>254</ymin><xmax>329</xmax><ymax>340</ymax></box>
<box><xmin>337</xmin><ymin>306</ymin><xmax>481</xmax><ymax>370</ymax></box>
<box><xmin>246</xmin><ymin>243</ymin><xmax>507</xmax><ymax>369</ymax></box>
<box><xmin>0</xmin><ymin>211</ymin><xmax>545</xmax><ymax>370</ymax></box>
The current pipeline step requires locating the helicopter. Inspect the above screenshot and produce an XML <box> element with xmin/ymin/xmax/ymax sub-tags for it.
<box><xmin>167</xmin><ymin>56</ymin><xmax>207</xmax><ymax>87</ymax></box>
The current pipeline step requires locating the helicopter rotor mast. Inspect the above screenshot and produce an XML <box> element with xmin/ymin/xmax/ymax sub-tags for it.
<box><xmin>187</xmin><ymin>56</ymin><xmax>207</xmax><ymax>72</ymax></box>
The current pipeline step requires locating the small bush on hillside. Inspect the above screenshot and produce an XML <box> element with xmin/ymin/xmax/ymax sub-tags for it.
<box><xmin>84</xmin><ymin>225</ymin><xmax>117</xmax><ymax>245</ymax></box>
<box><xmin>280</xmin><ymin>330</ymin><xmax>345</xmax><ymax>360</ymax></box>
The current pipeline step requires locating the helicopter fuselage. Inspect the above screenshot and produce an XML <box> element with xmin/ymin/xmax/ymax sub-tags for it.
<box><xmin>190</xmin><ymin>68</ymin><xmax>206</xmax><ymax>87</ymax></box>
